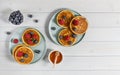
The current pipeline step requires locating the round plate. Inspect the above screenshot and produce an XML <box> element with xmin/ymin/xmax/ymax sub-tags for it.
<box><xmin>48</xmin><ymin>8</ymin><xmax>85</xmax><ymax>46</ymax></box>
<box><xmin>8</xmin><ymin>26</ymin><xmax>46</xmax><ymax>64</ymax></box>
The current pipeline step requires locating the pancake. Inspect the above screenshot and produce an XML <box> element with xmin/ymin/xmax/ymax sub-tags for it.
<box><xmin>56</xmin><ymin>10</ymin><xmax>74</xmax><ymax>28</ymax></box>
<box><xmin>14</xmin><ymin>46</ymin><xmax>34</xmax><ymax>64</ymax></box>
<box><xmin>58</xmin><ymin>29</ymin><xmax>77</xmax><ymax>46</ymax></box>
<box><xmin>22</xmin><ymin>28</ymin><xmax>40</xmax><ymax>46</ymax></box>
<box><xmin>12</xmin><ymin>44</ymin><xmax>25</xmax><ymax>55</ymax></box>
<box><xmin>70</xmin><ymin>16</ymin><xmax>88</xmax><ymax>34</ymax></box>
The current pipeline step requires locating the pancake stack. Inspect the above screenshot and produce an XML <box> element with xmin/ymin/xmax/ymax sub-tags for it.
<box><xmin>12</xmin><ymin>28</ymin><xmax>41</xmax><ymax>64</ymax></box>
<box><xmin>12</xmin><ymin>44</ymin><xmax>34</xmax><ymax>64</ymax></box>
<box><xmin>22</xmin><ymin>28</ymin><xmax>40</xmax><ymax>47</ymax></box>
<box><xmin>56</xmin><ymin>9</ymin><xmax>88</xmax><ymax>46</ymax></box>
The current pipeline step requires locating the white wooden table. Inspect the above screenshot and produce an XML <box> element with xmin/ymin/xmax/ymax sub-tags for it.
<box><xmin>0</xmin><ymin>0</ymin><xmax>120</xmax><ymax>75</ymax></box>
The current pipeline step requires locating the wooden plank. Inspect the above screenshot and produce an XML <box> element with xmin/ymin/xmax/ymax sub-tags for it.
<box><xmin>1</xmin><ymin>41</ymin><xmax>120</xmax><ymax>56</ymax></box>
<box><xmin>1</xmin><ymin>71</ymin><xmax>120</xmax><ymax>75</ymax></box>
<box><xmin>0</xmin><ymin>56</ymin><xmax>120</xmax><ymax>71</ymax></box>
<box><xmin>1</xmin><ymin>26</ymin><xmax>120</xmax><ymax>42</ymax></box>
<box><xmin>0</xmin><ymin>0</ymin><xmax>120</xmax><ymax>12</ymax></box>
<box><xmin>0</xmin><ymin>12</ymin><xmax>120</xmax><ymax>27</ymax></box>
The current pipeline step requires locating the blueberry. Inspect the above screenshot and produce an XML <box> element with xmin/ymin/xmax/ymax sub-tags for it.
<box><xmin>20</xmin><ymin>59</ymin><xmax>25</xmax><ymax>62</ymax></box>
<box><xmin>68</xmin><ymin>41</ymin><xmax>73</xmax><ymax>45</ymax></box>
<box><xmin>6</xmin><ymin>31</ymin><xmax>11</xmax><ymax>35</ymax></box>
<box><xmin>9</xmin><ymin>10</ymin><xmax>23</xmax><ymax>25</ymax></box>
<box><xmin>29</xmin><ymin>32</ymin><xmax>34</xmax><ymax>35</ymax></box>
<box><xmin>59</xmin><ymin>35</ymin><xmax>63</xmax><ymax>39</ymax></box>
<box><xmin>33</xmin><ymin>40</ymin><xmax>38</xmax><ymax>44</ymax></box>
<box><xmin>51</xmin><ymin>27</ymin><xmax>56</xmax><ymax>30</ymax></box>
<box><xmin>34</xmin><ymin>50</ymin><xmax>40</xmax><ymax>54</ymax></box>
<box><xmin>62</xmin><ymin>15</ymin><xmax>66</xmax><ymax>19</ymax></box>
<box><xmin>72</xmin><ymin>27</ymin><xmax>77</xmax><ymax>31</ymax></box>
<box><xmin>27</xmin><ymin>14</ymin><xmax>33</xmax><ymax>18</ymax></box>
<box><xmin>72</xmin><ymin>34</ymin><xmax>77</xmax><ymax>38</ymax></box>
<box><xmin>23</xmin><ymin>53</ymin><xmax>28</xmax><ymax>58</ymax></box>
<box><xmin>34</xmin><ymin>19</ymin><xmax>38</xmax><ymax>23</ymax></box>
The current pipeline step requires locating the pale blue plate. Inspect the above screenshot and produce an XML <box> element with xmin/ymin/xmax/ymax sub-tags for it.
<box><xmin>48</xmin><ymin>8</ymin><xmax>85</xmax><ymax>46</ymax></box>
<box><xmin>8</xmin><ymin>27</ymin><xmax>46</xmax><ymax>64</ymax></box>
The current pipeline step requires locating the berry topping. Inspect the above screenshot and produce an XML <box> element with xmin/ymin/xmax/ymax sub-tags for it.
<box><xmin>20</xmin><ymin>59</ymin><xmax>25</xmax><ymax>62</ymax></box>
<box><xmin>27</xmin><ymin>40</ymin><xmax>33</xmax><ymax>45</ymax></box>
<box><xmin>72</xmin><ymin>34</ymin><xmax>77</xmax><ymax>38</ymax></box>
<box><xmin>25</xmin><ymin>33</ymin><xmax>31</xmax><ymax>38</ymax></box>
<box><xmin>72</xmin><ymin>19</ymin><xmax>79</xmax><ymax>25</ymax></box>
<box><xmin>17</xmin><ymin>51</ymin><xmax>24</xmax><ymax>57</ymax></box>
<box><xmin>62</xmin><ymin>15</ymin><xmax>66</xmax><ymax>19</ymax></box>
<box><xmin>33</xmin><ymin>40</ymin><xmax>38</xmax><ymax>44</ymax></box>
<box><xmin>59</xmin><ymin>35</ymin><xmax>63</xmax><ymax>39</ymax></box>
<box><xmin>58</xmin><ymin>19</ymin><xmax>65</xmax><ymax>25</ymax></box>
<box><xmin>13</xmin><ymin>39</ymin><xmax>19</xmax><ymax>44</ymax></box>
<box><xmin>34</xmin><ymin>50</ymin><xmax>40</xmax><ymax>54</ymax></box>
<box><xmin>23</xmin><ymin>53</ymin><xmax>28</xmax><ymax>58</ymax></box>
<box><xmin>32</xmin><ymin>34</ymin><xmax>38</xmax><ymax>39</ymax></box>
<box><xmin>29</xmin><ymin>32</ymin><xmax>34</xmax><ymax>35</ymax></box>
<box><xmin>72</xmin><ymin>27</ymin><xmax>77</xmax><ymax>31</ymax></box>
<box><xmin>68</xmin><ymin>41</ymin><xmax>73</xmax><ymax>45</ymax></box>
<box><xmin>64</xmin><ymin>35</ymin><xmax>70</xmax><ymax>41</ymax></box>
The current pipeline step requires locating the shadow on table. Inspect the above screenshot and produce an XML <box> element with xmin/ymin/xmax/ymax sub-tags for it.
<box><xmin>5</xmin><ymin>33</ymin><xmax>15</xmax><ymax>63</ymax></box>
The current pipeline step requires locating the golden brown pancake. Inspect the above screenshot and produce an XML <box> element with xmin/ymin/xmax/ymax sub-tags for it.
<box><xmin>12</xmin><ymin>44</ymin><xmax>25</xmax><ymax>55</ymax></box>
<box><xmin>70</xmin><ymin>16</ymin><xmax>88</xmax><ymax>34</ymax></box>
<box><xmin>22</xmin><ymin>28</ymin><xmax>40</xmax><ymax>47</ymax></box>
<box><xmin>58</xmin><ymin>29</ymin><xmax>77</xmax><ymax>46</ymax></box>
<box><xmin>14</xmin><ymin>46</ymin><xmax>34</xmax><ymax>64</ymax></box>
<box><xmin>56</xmin><ymin>10</ymin><xmax>74</xmax><ymax>28</ymax></box>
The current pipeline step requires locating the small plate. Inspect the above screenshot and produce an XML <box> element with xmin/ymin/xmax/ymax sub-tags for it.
<box><xmin>8</xmin><ymin>26</ymin><xmax>46</xmax><ymax>64</ymax></box>
<box><xmin>48</xmin><ymin>8</ymin><xmax>85</xmax><ymax>46</ymax></box>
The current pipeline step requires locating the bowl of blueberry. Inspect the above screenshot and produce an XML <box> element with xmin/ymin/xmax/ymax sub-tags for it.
<box><xmin>9</xmin><ymin>10</ymin><xmax>24</xmax><ymax>25</ymax></box>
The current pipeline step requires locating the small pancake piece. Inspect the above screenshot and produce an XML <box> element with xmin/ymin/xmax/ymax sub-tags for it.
<box><xmin>14</xmin><ymin>46</ymin><xmax>34</xmax><ymax>64</ymax></box>
<box><xmin>22</xmin><ymin>28</ymin><xmax>40</xmax><ymax>46</ymax></box>
<box><xmin>70</xmin><ymin>16</ymin><xmax>88</xmax><ymax>34</ymax></box>
<box><xmin>58</xmin><ymin>29</ymin><xmax>77</xmax><ymax>46</ymax></box>
<box><xmin>56</xmin><ymin>10</ymin><xmax>74</xmax><ymax>28</ymax></box>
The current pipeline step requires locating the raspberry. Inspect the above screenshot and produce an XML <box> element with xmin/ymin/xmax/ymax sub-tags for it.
<box><xmin>58</xmin><ymin>19</ymin><xmax>65</xmax><ymax>25</ymax></box>
<box><xmin>25</xmin><ymin>33</ymin><xmax>31</xmax><ymax>38</ymax></box>
<box><xmin>72</xmin><ymin>19</ymin><xmax>79</xmax><ymax>25</ymax></box>
<box><xmin>32</xmin><ymin>34</ymin><xmax>38</xmax><ymax>39</ymax></box>
<box><xmin>13</xmin><ymin>39</ymin><xmax>19</xmax><ymax>44</ymax></box>
<box><xmin>64</xmin><ymin>35</ymin><xmax>70</xmax><ymax>41</ymax></box>
<box><xmin>27</xmin><ymin>40</ymin><xmax>33</xmax><ymax>45</ymax></box>
<box><xmin>17</xmin><ymin>51</ymin><xmax>23</xmax><ymax>57</ymax></box>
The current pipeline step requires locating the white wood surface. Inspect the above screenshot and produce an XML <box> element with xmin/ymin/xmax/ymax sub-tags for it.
<box><xmin>0</xmin><ymin>0</ymin><xmax>120</xmax><ymax>75</ymax></box>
